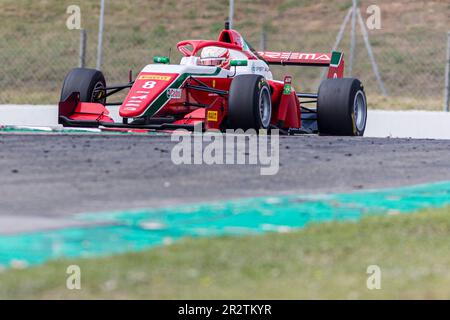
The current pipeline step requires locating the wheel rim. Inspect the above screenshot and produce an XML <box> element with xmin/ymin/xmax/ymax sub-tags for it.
<box><xmin>259</xmin><ymin>86</ymin><xmax>272</xmax><ymax>128</ymax></box>
<box><xmin>92</xmin><ymin>81</ymin><xmax>106</xmax><ymax>104</ymax></box>
<box><xmin>353</xmin><ymin>90</ymin><xmax>367</xmax><ymax>132</ymax></box>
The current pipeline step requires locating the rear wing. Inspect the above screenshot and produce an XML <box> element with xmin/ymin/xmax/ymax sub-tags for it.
<box><xmin>257</xmin><ymin>51</ymin><xmax>345</xmax><ymax>78</ymax></box>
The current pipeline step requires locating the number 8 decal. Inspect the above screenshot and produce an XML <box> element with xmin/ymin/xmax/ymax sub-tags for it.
<box><xmin>142</xmin><ymin>81</ymin><xmax>156</xmax><ymax>89</ymax></box>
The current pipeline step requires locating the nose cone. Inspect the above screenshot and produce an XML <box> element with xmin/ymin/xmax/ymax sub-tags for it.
<box><xmin>119</xmin><ymin>72</ymin><xmax>179</xmax><ymax>118</ymax></box>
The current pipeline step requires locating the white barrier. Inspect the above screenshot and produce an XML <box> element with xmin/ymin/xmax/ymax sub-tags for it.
<box><xmin>0</xmin><ymin>105</ymin><xmax>121</xmax><ymax>126</ymax></box>
<box><xmin>364</xmin><ymin>110</ymin><xmax>450</xmax><ymax>139</ymax></box>
<box><xmin>0</xmin><ymin>105</ymin><xmax>449</xmax><ymax>139</ymax></box>
<box><xmin>0</xmin><ymin>105</ymin><xmax>58</xmax><ymax>126</ymax></box>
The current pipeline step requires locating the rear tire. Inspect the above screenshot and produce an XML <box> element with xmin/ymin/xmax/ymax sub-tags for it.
<box><xmin>60</xmin><ymin>68</ymin><xmax>106</xmax><ymax>104</ymax></box>
<box><xmin>227</xmin><ymin>74</ymin><xmax>272</xmax><ymax>130</ymax></box>
<box><xmin>317</xmin><ymin>78</ymin><xmax>367</xmax><ymax>136</ymax></box>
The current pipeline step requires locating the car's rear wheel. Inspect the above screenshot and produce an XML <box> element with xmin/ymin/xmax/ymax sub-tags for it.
<box><xmin>61</xmin><ymin>68</ymin><xmax>106</xmax><ymax>104</ymax></box>
<box><xmin>317</xmin><ymin>78</ymin><xmax>367</xmax><ymax>136</ymax></box>
<box><xmin>227</xmin><ymin>74</ymin><xmax>272</xmax><ymax>130</ymax></box>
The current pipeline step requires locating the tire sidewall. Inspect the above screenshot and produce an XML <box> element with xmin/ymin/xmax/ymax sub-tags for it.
<box><xmin>253</xmin><ymin>78</ymin><xmax>272</xmax><ymax>129</ymax></box>
<box><xmin>351</xmin><ymin>88</ymin><xmax>367</xmax><ymax>136</ymax></box>
<box><xmin>228</xmin><ymin>74</ymin><xmax>272</xmax><ymax>130</ymax></box>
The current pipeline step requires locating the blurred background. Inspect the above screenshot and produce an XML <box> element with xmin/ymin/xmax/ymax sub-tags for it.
<box><xmin>0</xmin><ymin>0</ymin><xmax>449</xmax><ymax>110</ymax></box>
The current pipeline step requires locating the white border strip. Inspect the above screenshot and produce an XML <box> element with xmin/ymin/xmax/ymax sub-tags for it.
<box><xmin>1</xmin><ymin>105</ymin><xmax>450</xmax><ymax>140</ymax></box>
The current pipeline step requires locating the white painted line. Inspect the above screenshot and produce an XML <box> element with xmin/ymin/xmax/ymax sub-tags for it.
<box><xmin>0</xmin><ymin>216</ymin><xmax>101</xmax><ymax>235</ymax></box>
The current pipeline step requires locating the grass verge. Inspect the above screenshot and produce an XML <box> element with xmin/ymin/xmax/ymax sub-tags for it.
<box><xmin>368</xmin><ymin>95</ymin><xmax>444</xmax><ymax>111</ymax></box>
<box><xmin>1</xmin><ymin>206</ymin><xmax>450</xmax><ymax>299</ymax></box>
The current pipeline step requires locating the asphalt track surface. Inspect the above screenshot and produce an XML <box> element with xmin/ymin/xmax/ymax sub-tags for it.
<box><xmin>0</xmin><ymin>133</ymin><xmax>449</xmax><ymax>233</ymax></box>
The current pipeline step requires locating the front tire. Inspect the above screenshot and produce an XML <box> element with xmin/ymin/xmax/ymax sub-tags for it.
<box><xmin>227</xmin><ymin>74</ymin><xmax>272</xmax><ymax>130</ymax></box>
<box><xmin>317</xmin><ymin>78</ymin><xmax>367</xmax><ymax>136</ymax></box>
<box><xmin>60</xmin><ymin>68</ymin><xmax>106</xmax><ymax>104</ymax></box>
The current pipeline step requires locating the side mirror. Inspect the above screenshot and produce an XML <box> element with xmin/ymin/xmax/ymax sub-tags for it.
<box><xmin>230</xmin><ymin>60</ymin><xmax>248</xmax><ymax>67</ymax></box>
<box><xmin>153</xmin><ymin>56</ymin><xmax>170</xmax><ymax>64</ymax></box>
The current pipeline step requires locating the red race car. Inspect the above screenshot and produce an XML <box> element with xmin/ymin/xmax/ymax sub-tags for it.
<box><xmin>59</xmin><ymin>23</ymin><xmax>367</xmax><ymax>136</ymax></box>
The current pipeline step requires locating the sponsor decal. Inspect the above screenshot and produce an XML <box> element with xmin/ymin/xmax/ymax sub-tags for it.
<box><xmin>258</xmin><ymin>52</ymin><xmax>331</xmax><ymax>62</ymax></box>
<box><xmin>251</xmin><ymin>66</ymin><xmax>269</xmax><ymax>73</ymax></box>
<box><xmin>207</xmin><ymin>110</ymin><xmax>218</xmax><ymax>122</ymax></box>
<box><xmin>167</xmin><ymin>88</ymin><xmax>182</xmax><ymax>99</ymax></box>
<box><xmin>283</xmin><ymin>76</ymin><xmax>292</xmax><ymax>95</ymax></box>
<box><xmin>139</xmin><ymin>74</ymin><xmax>172</xmax><ymax>81</ymax></box>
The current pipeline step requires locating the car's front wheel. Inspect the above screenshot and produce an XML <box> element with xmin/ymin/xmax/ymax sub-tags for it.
<box><xmin>60</xmin><ymin>68</ymin><xmax>106</xmax><ymax>104</ymax></box>
<box><xmin>227</xmin><ymin>74</ymin><xmax>272</xmax><ymax>130</ymax></box>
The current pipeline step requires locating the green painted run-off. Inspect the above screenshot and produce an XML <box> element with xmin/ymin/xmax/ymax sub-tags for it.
<box><xmin>0</xmin><ymin>181</ymin><xmax>449</xmax><ymax>268</ymax></box>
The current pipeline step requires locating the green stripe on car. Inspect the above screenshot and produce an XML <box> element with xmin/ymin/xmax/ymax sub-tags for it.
<box><xmin>143</xmin><ymin>68</ymin><xmax>222</xmax><ymax>117</ymax></box>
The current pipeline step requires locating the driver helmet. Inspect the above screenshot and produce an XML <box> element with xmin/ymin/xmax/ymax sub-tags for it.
<box><xmin>199</xmin><ymin>46</ymin><xmax>230</xmax><ymax>69</ymax></box>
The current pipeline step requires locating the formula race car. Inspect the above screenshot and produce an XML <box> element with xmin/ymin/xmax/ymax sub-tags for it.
<box><xmin>59</xmin><ymin>23</ymin><xmax>367</xmax><ymax>135</ymax></box>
